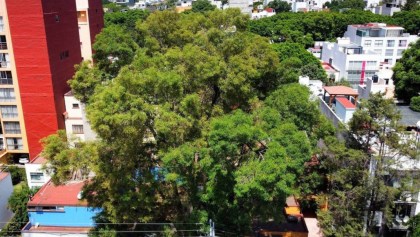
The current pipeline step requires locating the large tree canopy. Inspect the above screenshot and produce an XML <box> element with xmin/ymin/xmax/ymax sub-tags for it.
<box><xmin>57</xmin><ymin>9</ymin><xmax>336</xmax><ymax>235</ymax></box>
<box><xmin>393</xmin><ymin>39</ymin><xmax>420</xmax><ymax>102</ymax></box>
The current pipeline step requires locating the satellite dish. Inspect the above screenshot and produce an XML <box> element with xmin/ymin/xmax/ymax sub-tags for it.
<box><xmin>77</xmin><ymin>191</ymin><xmax>83</xmax><ymax>200</ymax></box>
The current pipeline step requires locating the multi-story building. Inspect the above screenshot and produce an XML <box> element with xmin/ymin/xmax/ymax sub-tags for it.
<box><xmin>0</xmin><ymin>0</ymin><xmax>103</xmax><ymax>162</ymax></box>
<box><xmin>344</xmin><ymin>23</ymin><xmax>418</xmax><ymax>66</ymax></box>
<box><xmin>321</xmin><ymin>38</ymin><xmax>382</xmax><ymax>87</ymax></box>
<box><xmin>21</xmin><ymin>180</ymin><xmax>102</xmax><ymax>237</ymax></box>
<box><xmin>64</xmin><ymin>91</ymin><xmax>96</xmax><ymax>143</ymax></box>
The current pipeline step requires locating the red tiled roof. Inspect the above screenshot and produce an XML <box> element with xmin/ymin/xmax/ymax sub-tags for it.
<box><xmin>336</xmin><ymin>97</ymin><xmax>356</xmax><ymax>109</ymax></box>
<box><xmin>324</xmin><ymin>86</ymin><xmax>358</xmax><ymax>96</ymax></box>
<box><xmin>30</xmin><ymin>155</ymin><xmax>47</xmax><ymax>164</ymax></box>
<box><xmin>286</xmin><ymin>196</ymin><xmax>300</xmax><ymax>207</ymax></box>
<box><xmin>265</xmin><ymin>7</ymin><xmax>274</xmax><ymax>12</ymax></box>
<box><xmin>28</xmin><ymin>181</ymin><xmax>87</xmax><ymax>207</ymax></box>
<box><xmin>0</xmin><ymin>172</ymin><xmax>10</xmax><ymax>181</ymax></box>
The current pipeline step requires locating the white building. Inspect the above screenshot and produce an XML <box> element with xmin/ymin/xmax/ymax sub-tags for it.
<box><xmin>64</xmin><ymin>91</ymin><xmax>96</xmax><ymax>143</ymax></box>
<box><xmin>24</xmin><ymin>156</ymin><xmax>51</xmax><ymax>189</ymax></box>
<box><xmin>251</xmin><ymin>8</ymin><xmax>276</xmax><ymax>19</ymax></box>
<box><xmin>344</xmin><ymin>23</ymin><xmax>418</xmax><ymax>66</ymax></box>
<box><xmin>321</xmin><ymin>37</ymin><xmax>381</xmax><ymax>87</ymax></box>
<box><xmin>226</xmin><ymin>0</ymin><xmax>253</xmax><ymax>14</ymax></box>
<box><xmin>358</xmin><ymin>69</ymin><xmax>394</xmax><ymax>100</ymax></box>
<box><xmin>373</xmin><ymin>0</ymin><xmax>406</xmax><ymax>16</ymax></box>
<box><xmin>0</xmin><ymin>171</ymin><xmax>13</xmax><ymax>229</ymax></box>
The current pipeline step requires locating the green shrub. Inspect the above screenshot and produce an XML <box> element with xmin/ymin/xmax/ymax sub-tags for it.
<box><xmin>410</xmin><ymin>96</ymin><xmax>420</xmax><ymax>112</ymax></box>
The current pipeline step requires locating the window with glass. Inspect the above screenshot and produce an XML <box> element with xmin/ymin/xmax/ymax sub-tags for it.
<box><xmin>30</xmin><ymin>172</ymin><xmax>44</xmax><ymax>182</ymax></box>
<box><xmin>4</xmin><ymin>122</ymin><xmax>21</xmax><ymax>134</ymax></box>
<box><xmin>385</xmin><ymin>49</ymin><xmax>394</xmax><ymax>56</ymax></box>
<box><xmin>0</xmin><ymin>36</ymin><xmax>7</xmax><ymax>50</ymax></box>
<box><xmin>72</xmin><ymin>125</ymin><xmax>84</xmax><ymax>134</ymax></box>
<box><xmin>0</xmin><ymin>53</ymin><xmax>10</xmax><ymax>68</ymax></box>
<box><xmin>0</xmin><ymin>88</ymin><xmax>15</xmax><ymax>102</ymax></box>
<box><xmin>0</xmin><ymin>105</ymin><xmax>18</xmax><ymax>118</ymax></box>
<box><xmin>348</xmin><ymin>61</ymin><xmax>363</xmax><ymax>70</ymax></box>
<box><xmin>397</xmin><ymin>49</ymin><xmax>404</xmax><ymax>56</ymax></box>
<box><xmin>387</xmin><ymin>40</ymin><xmax>395</xmax><ymax>47</ymax></box>
<box><xmin>0</xmin><ymin>71</ymin><xmax>13</xmax><ymax>85</ymax></box>
<box><xmin>364</xmin><ymin>40</ymin><xmax>372</xmax><ymax>46</ymax></box>
<box><xmin>374</xmin><ymin>40</ymin><xmax>383</xmax><ymax>47</ymax></box>
<box><xmin>399</xmin><ymin>40</ymin><xmax>407</xmax><ymax>47</ymax></box>
<box><xmin>366</xmin><ymin>61</ymin><xmax>377</xmax><ymax>69</ymax></box>
<box><xmin>0</xmin><ymin>17</ymin><xmax>3</xmax><ymax>32</ymax></box>
<box><xmin>6</xmin><ymin>138</ymin><xmax>23</xmax><ymax>150</ymax></box>
<box><xmin>374</xmin><ymin>49</ymin><xmax>382</xmax><ymax>55</ymax></box>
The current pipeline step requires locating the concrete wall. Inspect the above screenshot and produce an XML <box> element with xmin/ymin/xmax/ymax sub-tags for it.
<box><xmin>0</xmin><ymin>172</ymin><xmax>13</xmax><ymax>229</ymax></box>
<box><xmin>335</xmin><ymin>100</ymin><xmax>355</xmax><ymax>123</ymax></box>
<box><xmin>319</xmin><ymin>99</ymin><xmax>342</xmax><ymax>128</ymax></box>
<box><xmin>24</xmin><ymin>163</ymin><xmax>51</xmax><ymax>189</ymax></box>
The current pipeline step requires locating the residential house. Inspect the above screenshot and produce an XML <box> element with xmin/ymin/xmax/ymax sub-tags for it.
<box><xmin>24</xmin><ymin>155</ymin><xmax>51</xmax><ymax>189</ymax></box>
<box><xmin>21</xmin><ymin>181</ymin><xmax>101</xmax><ymax>237</ymax></box>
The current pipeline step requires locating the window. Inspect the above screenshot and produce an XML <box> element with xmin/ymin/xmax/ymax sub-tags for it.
<box><xmin>374</xmin><ymin>40</ymin><xmax>383</xmax><ymax>47</ymax></box>
<box><xmin>366</xmin><ymin>61</ymin><xmax>377</xmax><ymax>69</ymax></box>
<box><xmin>399</xmin><ymin>40</ymin><xmax>407</xmax><ymax>47</ymax></box>
<box><xmin>384</xmin><ymin>58</ymin><xmax>393</xmax><ymax>64</ymax></box>
<box><xmin>374</xmin><ymin>49</ymin><xmax>382</xmax><ymax>55</ymax></box>
<box><xmin>348</xmin><ymin>61</ymin><xmax>363</xmax><ymax>70</ymax></box>
<box><xmin>386</xmin><ymin>29</ymin><xmax>402</xmax><ymax>37</ymax></box>
<box><xmin>0</xmin><ymin>88</ymin><xmax>15</xmax><ymax>102</ymax></box>
<box><xmin>0</xmin><ymin>16</ymin><xmax>3</xmax><ymax>32</ymax></box>
<box><xmin>30</xmin><ymin>172</ymin><xmax>44</xmax><ymax>182</ymax></box>
<box><xmin>0</xmin><ymin>105</ymin><xmax>18</xmax><ymax>118</ymax></box>
<box><xmin>77</xmin><ymin>11</ymin><xmax>87</xmax><ymax>23</ymax></box>
<box><xmin>0</xmin><ymin>71</ymin><xmax>13</xmax><ymax>85</ymax></box>
<box><xmin>0</xmin><ymin>35</ymin><xmax>7</xmax><ymax>50</ymax></box>
<box><xmin>6</xmin><ymin>138</ymin><xmax>23</xmax><ymax>150</ymax></box>
<box><xmin>59</xmin><ymin>50</ymin><xmax>69</xmax><ymax>60</ymax></box>
<box><xmin>364</xmin><ymin>40</ymin><xmax>372</xmax><ymax>47</ymax></box>
<box><xmin>385</xmin><ymin>49</ymin><xmax>394</xmax><ymax>56</ymax></box>
<box><xmin>397</xmin><ymin>49</ymin><xmax>404</xmax><ymax>56</ymax></box>
<box><xmin>55</xmin><ymin>15</ymin><xmax>60</xmax><ymax>22</ymax></box>
<box><xmin>0</xmin><ymin>53</ymin><xmax>10</xmax><ymax>68</ymax></box>
<box><xmin>387</xmin><ymin>40</ymin><xmax>395</xmax><ymax>47</ymax></box>
<box><xmin>4</xmin><ymin>122</ymin><xmax>21</xmax><ymax>134</ymax></box>
<box><xmin>72</xmin><ymin>125</ymin><xmax>84</xmax><ymax>134</ymax></box>
<box><xmin>72</xmin><ymin>103</ymin><xmax>79</xmax><ymax>109</ymax></box>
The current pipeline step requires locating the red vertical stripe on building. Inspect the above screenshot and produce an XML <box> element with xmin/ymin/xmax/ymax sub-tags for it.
<box><xmin>360</xmin><ymin>60</ymin><xmax>366</xmax><ymax>85</ymax></box>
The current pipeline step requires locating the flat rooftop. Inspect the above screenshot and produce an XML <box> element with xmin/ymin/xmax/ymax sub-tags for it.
<box><xmin>324</xmin><ymin>86</ymin><xmax>358</xmax><ymax>96</ymax></box>
<box><xmin>351</xmin><ymin>23</ymin><xmax>404</xmax><ymax>30</ymax></box>
<box><xmin>28</xmin><ymin>180</ymin><xmax>87</xmax><ymax>207</ymax></box>
<box><xmin>397</xmin><ymin>105</ymin><xmax>420</xmax><ymax>127</ymax></box>
<box><xmin>22</xmin><ymin>223</ymin><xmax>91</xmax><ymax>234</ymax></box>
<box><xmin>29</xmin><ymin>155</ymin><xmax>47</xmax><ymax>164</ymax></box>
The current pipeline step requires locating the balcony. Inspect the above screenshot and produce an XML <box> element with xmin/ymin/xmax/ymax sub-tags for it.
<box><xmin>0</xmin><ymin>61</ymin><xmax>9</xmax><ymax>68</ymax></box>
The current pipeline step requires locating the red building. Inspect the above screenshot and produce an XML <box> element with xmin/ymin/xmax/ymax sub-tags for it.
<box><xmin>0</xmin><ymin>0</ymin><xmax>103</xmax><ymax>161</ymax></box>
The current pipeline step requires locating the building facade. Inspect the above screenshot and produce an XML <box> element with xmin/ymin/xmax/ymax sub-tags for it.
<box><xmin>0</xmin><ymin>0</ymin><xmax>103</xmax><ymax>162</ymax></box>
<box><xmin>24</xmin><ymin>155</ymin><xmax>51</xmax><ymax>189</ymax></box>
<box><xmin>344</xmin><ymin>23</ymin><xmax>418</xmax><ymax>66</ymax></box>
<box><xmin>22</xmin><ymin>181</ymin><xmax>101</xmax><ymax>237</ymax></box>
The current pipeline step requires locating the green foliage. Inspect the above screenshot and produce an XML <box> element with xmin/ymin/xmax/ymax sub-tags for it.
<box><xmin>192</xmin><ymin>0</ymin><xmax>216</xmax><ymax>12</ymax></box>
<box><xmin>410</xmin><ymin>96</ymin><xmax>420</xmax><ymax>112</ymax></box>
<box><xmin>393</xmin><ymin>10</ymin><xmax>420</xmax><ymax>34</ymax></box>
<box><xmin>402</xmin><ymin>0</ymin><xmax>420</xmax><ymax>11</ymax></box>
<box><xmin>393</xmin><ymin>39</ymin><xmax>420</xmax><ymax>102</ymax></box>
<box><xmin>409</xmin><ymin>214</ymin><xmax>420</xmax><ymax>237</ymax></box>
<box><xmin>7</xmin><ymin>166</ymin><xmax>26</xmax><ymax>185</ymax></box>
<box><xmin>325</xmin><ymin>0</ymin><xmax>366</xmax><ymax>10</ymax></box>
<box><xmin>41</xmin><ymin>130</ymin><xmax>98</xmax><ymax>184</ymax></box>
<box><xmin>104</xmin><ymin>9</ymin><xmax>149</xmax><ymax>30</ymax></box>
<box><xmin>0</xmin><ymin>185</ymin><xmax>36</xmax><ymax>237</ymax></box>
<box><xmin>248</xmin><ymin>10</ymin><xmax>394</xmax><ymax>46</ymax></box>
<box><xmin>267</xmin><ymin>0</ymin><xmax>291</xmax><ymax>12</ymax></box>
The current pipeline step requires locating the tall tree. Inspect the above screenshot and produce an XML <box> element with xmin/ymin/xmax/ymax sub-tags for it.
<box><xmin>192</xmin><ymin>0</ymin><xmax>216</xmax><ymax>12</ymax></box>
<box><xmin>267</xmin><ymin>0</ymin><xmax>291</xmax><ymax>13</ymax></box>
<box><xmin>392</xmin><ymin>39</ymin><xmax>420</xmax><ymax>103</ymax></box>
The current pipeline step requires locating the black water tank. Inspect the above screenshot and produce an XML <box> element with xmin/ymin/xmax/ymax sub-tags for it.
<box><xmin>372</xmin><ymin>74</ymin><xmax>379</xmax><ymax>83</ymax></box>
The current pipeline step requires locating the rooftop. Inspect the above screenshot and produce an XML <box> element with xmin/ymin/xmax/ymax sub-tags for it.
<box><xmin>64</xmin><ymin>90</ymin><xmax>74</xmax><ymax>96</ymax></box>
<box><xmin>28</xmin><ymin>180</ymin><xmax>87</xmax><ymax>207</ymax></box>
<box><xmin>336</xmin><ymin>97</ymin><xmax>356</xmax><ymax>109</ymax></box>
<box><xmin>324</xmin><ymin>86</ymin><xmax>358</xmax><ymax>96</ymax></box>
<box><xmin>397</xmin><ymin>105</ymin><xmax>420</xmax><ymax>127</ymax></box>
<box><xmin>29</xmin><ymin>154</ymin><xmax>47</xmax><ymax>164</ymax></box>
<box><xmin>351</xmin><ymin>23</ymin><xmax>404</xmax><ymax>30</ymax></box>
<box><xmin>286</xmin><ymin>196</ymin><xmax>300</xmax><ymax>207</ymax></box>
<box><xmin>22</xmin><ymin>223</ymin><xmax>91</xmax><ymax>233</ymax></box>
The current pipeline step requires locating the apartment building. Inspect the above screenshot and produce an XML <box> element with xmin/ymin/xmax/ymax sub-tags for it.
<box><xmin>344</xmin><ymin>23</ymin><xmax>418</xmax><ymax>66</ymax></box>
<box><xmin>0</xmin><ymin>0</ymin><xmax>103</xmax><ymax>162</ymax></box>
<box><xmin>321</xmin><ymin>38</ymin><xmax>381</xmax><ymax>87</ymax></box>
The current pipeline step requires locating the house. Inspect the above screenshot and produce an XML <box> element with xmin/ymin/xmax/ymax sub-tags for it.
<box><xmin>0</xmin><ymin>171</ymin><xmax>13</xmax><ymax>229</ymax></box>
<box><xmin>320</xmin><ymin>86</ymin><xmax>358</xmax><ymax>127</ymax></box>
<box><xmin>321</xmin><ymin>37</ymin><xmax>381</xmax><ymax>88</ymax></box>
<box><xmin>334</xmin><ymin>97</ymin><xmax>356</xmax><ymax>123</ymax></box>
<box><xmin>358</xmin><ymin>72</ymin><xmax>394</xmax><ymax>100</ymax></box>
<box><xmin>21</xmin><ymin>180</ymin><xmax>101</xmax><ymax>237</ymax></box>
<box><xmin>251</xmin><ymin>8</ymin><xmax>276</xmax><ymax>19</ymax></box>
<box><xmin>64</xmin><ymin>91</ymin><xmax>97</xmax><ymax>143</ymax></box>
<box><xmin>24</xmin><ymin>155</ymin><xmax>51</xmax><ymax>189</ymax></box>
